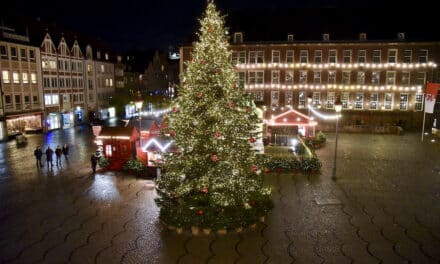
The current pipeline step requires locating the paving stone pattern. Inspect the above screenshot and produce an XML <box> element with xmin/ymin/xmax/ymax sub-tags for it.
<box><xmin>1</xmin><ymin>126</ymin><xmax>440</xmax><ymax>263</ymax></box>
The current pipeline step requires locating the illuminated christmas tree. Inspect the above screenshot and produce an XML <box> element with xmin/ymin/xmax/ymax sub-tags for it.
<box><xmin>156</xmin><ymin>1</ymin><xmax>272</xmax><ymax>231</ymax></box>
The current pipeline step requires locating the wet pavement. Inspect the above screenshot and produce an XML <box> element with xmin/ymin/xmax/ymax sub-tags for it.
<box><xmin>1</xmin><ymin>127</ymin><xmax>440</xmax><ymax>263</ymax></box>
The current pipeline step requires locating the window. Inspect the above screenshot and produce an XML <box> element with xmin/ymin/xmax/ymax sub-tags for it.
<box><xmin>386</xmin><ymin>71</ymin><xmax>396</xmax><ymax>85</ymax></box>
<box><xmin>105</xmin><ymin>53</ymin><xmax>109</xmax><ymax>60</ymax></box>
<box><xmin>359</xmin><ymin>33</ymin><xmax>367</xmax><ymax>41</ymax></box>
<box><xmin>253</xmin><ymin>91</ymin><xmax>264</xmax><ymax>102</ymax></box>
<box><xmin>415</xmin><ymin>93</ymin><xmax>423</xmax><ymax>111</ymax></box>
<box><xmin>287</xmin><ymin>34</ymin><xmax>294</xmax><ymax>41</ymax></box>
<box><xmin>238</xmin><ymin>51</ymin><xmax>245</xmax><ymax>63</ymax></box>
<box><xmin>299</xmin><ymin>50</ymin><xmax>308</xmax><ymax>63</ymax></box>
<box><xmin>234</xmin><ymin>32</ymin><xmax>243</xmax><ymax>43</ymax></box>
<box><xmin>370</xmin><ymin>93</ymin><xmax>378</xmax><ymax>110</ymax></box>
<box><xmin>298</xmin><ymin>91</ymin><xmax>306</xmax><ymax>108</ymax></box>
<box><xmin>0</xmin><ymin>45</ymin><xmax>7</xmax><ymax>58</ymax></box>
<box><xmin>2</xmin><ymin>70</ymin><xmax>10</xmax><ymax>83</ymax></box>
<box><xmin>101</xmin><ymin>65</ymin><xmax>105</xmax><ymax>73</ymax></box>
<box><xmin>22</xmin><ymin>72</ymin><xmax>28</xmax><ymax>84</ymax></box>
<box><xmin>342</xmin><ymin>92</ymin><xmax>349</xmax><ymax>109</ymax></box>
<box><xmin>357</xmin><ymin>71</ymin><xmax>365</xmax><ymax>85</ymax></box>
<box><xmin>33</xmin><ymin>95</ymin><xmax>38</xmax><ymax>103</ymax></box>
<box><xmin>328</xmin><ymin>71</ymin><xmax>336</xmax><ymax>84</ymax></box>
<box><xmin>399</xmin><ymin>93</ymin><xmax>409</xmax><ymax>110</ymax></box>
<box><xmin>20</xmin><ymin>49</ymin><xmax>27</xmax><ymax>61</ymax></box>
<box><xmin>371</xmin><ymin>71</ymin><xmax>380</xmax><ymax>85</ymax></box>
<box><xmin>249</xmin><ymin>51</ymin><xmax>264</xmax><ymax>63</ymax></box>
<box><xmin>286</xmin><ymin>50</ymin><xmax>294</xmax><ymax>63</ymax></box>
<box><xmin>358</xmin><ymin>50</ymin><xmax>366</xmax><ymax>63</ymax></box>
<box><xmin>11</xmin><ymin>47</ymin><xmax>17</xmax><ymax>59</ymax></box>
<box><xmin>248</xmin><ymin>71</ymin><xmax>264</xmax><ymax>84</ymax></box>
<box><xmin>416</xmin><ymin>72</ymin><xmax>426</xmax><ymax>85</ymax></box>
<box><xmin>343</xmin><ymin>50</ymin><xmax>351</xmax><ymax>63</ymax></box>
<box><xmin>105</xmin><ymin>145</ymin><xmax>112</xmax><ymax>157</ymax></box>
<box><xmin>13</xmin><ymin>72</ymin><xmax>19</xmax><ymax>84</ymax></box>
<box><xmin>31</xmin><ymin>73</ymin><xmax>37</xmax><ymax>84</ymax></box>
<box><xmin>43</xmin><ymin>77</ymin><xmax>50</xmax><ymax>88</ymax></box>
<box><xmin>373</xmin><ymin>50</ymin><xmax>381</xmax><ymax>63</ymax></box>
<box><xmin>314</xmin><ymin>50</ymin><xmax>322</xmax><ymax>63</ymax></box>
<box><xmin>97</xmin><ymin>51</ymin><xmax>101</xmax><ymax>59</ymax></box>
<box><xmin>401</xmin><ymin>72</ymin><xmax>410</xmax><ymax>85</ymax></box>
<box><xmin>271</xmin><ymin>91</ymin><xmax>279</xmax><ymax>107</ymax></box>
<box><xmin>299</xmin><ymin>71</ymin><xmax>307</xmax><ymax>84</ymax></box>
<box><xmin>285</xmin><ymin>71</ymin><xmax>293</xmax><ymax>84</ymax></box>
<box><xmin>109</xmin><ymin>79</ymin><xmax>113</xmax><ymax>86</ymax></box>
<box><xmin>354</xmin><ymin>93</ymin><xmax>364</xmax><ymax>109</ymax></box>
<box><xmin>419</xmin><ymin>49</ymin><xmax>428</xmax><ymax>63</ymax></box>
<box><xmin>326</xmin><ymin>92</ymin><xmax>335</xmax><ymax>109</ymax></box>
<box><xmin>15</xmin><ymin>95</ymin><xmax>21</xmax><ymax>106</ymax></box>
<box><xmin>403</xmin><ymin>50</ymin><xmax>412</xmax><ymax>63</ymax></box>
<box><xmin>29</xmin><ymin>50</ymin><xmax>35</xmax><ymax>61</ymax></box>
<box><xmin>231</xmin><ymin>52</ymin><xmax>239</xmax><ymax>64</ymax></box>
<box><xmin>285</xmin><ymin>91</ymin><xmax>293</xmax><ymax>105</ymax></box>
<box><xmin>329</xmin><ymin>50</ymin><xmax>337</xmax><ymax>63</ymax></box>
<box><xmin>388</xmin><ymin>49</ymin><xmax>397</xmax><ymax>63</ymax></box>
<box><xmin>342</xmin><ymin>71</ymin><xmax>351</xmax><ymax>84</ymax></box>
<box><xmin>384</xmin><ymin>93</ymin><xmax>393</xmax><ymax>110</ymax></box>
<box><xmin>271</xmin><ymin>71</ymin><xmax>280</xmax><ymax>84</ymax></box>
<box><xmin>313</xmin><ymin>71</ymin><xmax>321</xmax><ymax>84</ymax></box>
<box><xmin>87</xmin><ymin>64</ymin><xmax>93</xmax><ymax>73</ymax></box>
<box><xmin>59</xmin><ymin>78</ymin><xmax>65</xmax><ymax>88</ymax></box>
<box><xmin>88</xmin><ymin>79</ymin><xmax>94</xmax><ymax>89</ymax></box>
<box><xmin>71</xmin><ymin>61</ymin><xmax>76</xmax><ymax>71</ymax></box>
<box><xmin>50</xmin><ymin>60</ymin><xmax>56</xmax><ymax>69</ymax></box>
<box><xmin>63</xmin><ymin>94</ymin><xmax>69</xmax><ymax>102</ymax></box>
<box><xmin>238</xmin><ymin>71</ymin><xmax>245</xmax><ymax>87</ymax></box>
<box><xmin>51</xmin><ymin>77</ymin><xmax>57</xmax><ymax>87</ymax></box>
<box><xmin>25</xmin><ymin>95</ymin><xmax>30</xmax><ymax>104</ymax></box>
<box><xmin>5</xmin><ymin>95</ymin><xmax>11</xmax><ymax>105</ymax></box>
<box><xmin>272</xmin><ymin>50</ymin><xmax>280</xmax><ymax>63</ymax></box>
<box><xmin>312</xmin><ymin>92</ymin><xmax>320</xmax><ymax>106</ymax></box>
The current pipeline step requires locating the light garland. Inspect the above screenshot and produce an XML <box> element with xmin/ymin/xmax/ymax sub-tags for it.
<box><xmin>245</xmin><ymin>84</ymin><xmax>422</xmax><ymax>92</ymax></box>
<box><xmin>96</xmin><ymin>136</ymin><xmax>131</xmax><ymax>140</ymax></box>
<box><xmin>236</xmin><ymin>61</ymin><xmax>437</xmax><ymax>70</ymax></box>
<box><xmin>308</xmin><ymin>104</ymin><xmax>341</xmax><ymax>120</ymax></box>
<box><xmin>141</xmin><ymin>138</ymin><xmax>173</xmax><ymax>152</ymax></box>
<box><xmin>140</xmin><ymin>108</ymin><xmax>172</xmax><ymax>117</ymax></box>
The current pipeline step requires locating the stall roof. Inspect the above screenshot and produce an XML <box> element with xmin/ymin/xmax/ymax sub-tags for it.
<box><xmin>98</xmin><ymin>126</ymin><xmax>139</xmax><ymax>140</ymax></box>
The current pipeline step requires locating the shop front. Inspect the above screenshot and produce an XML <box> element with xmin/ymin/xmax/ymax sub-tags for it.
<box><xmin>62</xmin><ymin>112</ymin><xmax>74</xmax><ymax>129</ymax></box>
<box><xmin>0</xmin><ymin>121</ymin><xmax>5</xmax><ymax>141</ymax></box>
<box><xmin>99</xmin><ymin>107</ymin><xmax>116</xmax><ymax>120</ymax></box>
<box><xmin>6</xmin><ymin>112</ymin><xmax>43</xmax><ymax>136</ymax></box>
<box><xmin>46</xmin><ymin>113</ymin><xmax>61</xmax><ymax>131</ymax></box>
<box><xmin>74</xmin><ymin>107</ymin><xmax>84</xmax><ymax>125</ymax></box>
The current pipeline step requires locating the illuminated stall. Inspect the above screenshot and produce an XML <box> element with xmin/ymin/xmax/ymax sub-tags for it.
<box><xmin>6</xmin><ymin>112</ymin><xmax>43</xmax><ymax>136</ymax></box>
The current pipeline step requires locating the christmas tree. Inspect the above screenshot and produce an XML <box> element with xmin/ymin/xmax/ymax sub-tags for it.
<box><xmin>156</xmin><ymin>1</ymin><xmax>273</xmax><ymax>231</ymax></box>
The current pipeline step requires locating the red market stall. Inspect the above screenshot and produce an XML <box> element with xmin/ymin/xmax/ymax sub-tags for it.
<box><xmin>95</xmin><ymin>126</ymin><xmax>139</xmax><ymax>170</ymax></box>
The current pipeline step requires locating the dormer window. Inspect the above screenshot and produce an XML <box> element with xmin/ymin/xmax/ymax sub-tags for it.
<box><xmin>397</xmin><ymin>32</ymin><xmax>405</xmax><ymax>40</ymax></box>
<box><xmin>233</xmin><ymin>32</ymin><xmax>243</xmax><ymax>44</ymax></box>
<box><xmin>287</xmin><ymin>34</ymin><xmax>294</xmax><ymax>42</ymax></box>
<box><xmin>105</xmin><ymin>53</ymin><xmax>109</xmax><ymax>60</ymax></box>
<box><xmin>359</xmin><ymin>33</ymin><xmax>367</xmax><ymax>41</ymax></box>
<box><xmin>323</xmin><ymin>33</ymin><xmax>330</xmax><ymax>41</ymax></box>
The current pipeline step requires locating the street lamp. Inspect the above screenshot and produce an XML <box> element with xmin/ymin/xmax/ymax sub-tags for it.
<box><xmin>135</xmin><ymin>100</ymin><xmax>143</xmax><ymax>147</ymax></box>
<box><xmin>332</xmin><ymin>97</ymin><xmax>343</xmax><ymax>181</ymax></box>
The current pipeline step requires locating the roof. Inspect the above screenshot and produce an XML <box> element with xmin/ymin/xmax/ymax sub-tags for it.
<box><xmin>99</xmin><ymin>126</ymin><xmax>137</xmax><ymax>137</ymax></box>
<box><xmin>266</xmin><ymin>109</ymin><xmax>317</xmax><ymax>127</ymax></box>
<box><xmin>128</xmin><ymin>118</ymin><xmax>159</xmax><ymax>131</ymax></box>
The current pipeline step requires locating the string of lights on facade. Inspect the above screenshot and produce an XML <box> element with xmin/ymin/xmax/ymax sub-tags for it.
<box><xmin>244</xmin><ymin>84</ymin><xmax>423</xmax><ymax>92</ymax></box>
<box><xmin>235</xmin><ymin>62</ymin><xmax>438</xmax><ymax>70</ymax></box>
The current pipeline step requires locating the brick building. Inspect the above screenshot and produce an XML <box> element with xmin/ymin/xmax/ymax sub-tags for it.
<box><xmin>180</xmin><ymin>32</ymin><xmax>440</xmax><ymax>131</ymax></box>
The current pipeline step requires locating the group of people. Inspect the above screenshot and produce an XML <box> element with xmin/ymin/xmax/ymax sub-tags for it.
<box><xmin>34</xmin><ymin>144</ymin><xmax>69</xmax><ymax>168</ymax></box>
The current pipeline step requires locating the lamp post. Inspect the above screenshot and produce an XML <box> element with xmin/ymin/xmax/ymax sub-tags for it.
<box><xmin>135</xmin><ymin>100</ymin><xmax>143</xmax><ymax>147</ymax></box>
<box><xmin>307</xmin><ymin>93</ymin><xmax>313</xmax><ymax>117</ymax></box>
<box><xmin>332</xmin><ymin>97</ymin><xmax>343</xmax><ymax>181</ymax></box>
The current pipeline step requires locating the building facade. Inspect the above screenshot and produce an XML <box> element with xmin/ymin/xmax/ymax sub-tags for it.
<box><xmin>180</xmin><ymin>33</ymin><xmax>440</xmax><ymax>131</ymax></box>
<box><xmin>0</xmin><ymin>26</ymin><xmax>44</xmax><ymax>140</ymax></box>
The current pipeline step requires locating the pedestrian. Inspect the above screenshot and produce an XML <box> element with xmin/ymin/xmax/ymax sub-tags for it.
<box><xmin>45</xmin><ymin>146</ymin><xmax>54</xmax><ymax>168</ymax></box>
<box><xmin>34</xmin><ymin>146</ymin><xmax>43</xmax><ymax>168</ymax></box>
<box><xmin>55</xmin><ymin>145</ymin><xmax>62</xmax><ymax>166</ymax></box>
<box><xmin>91</xmin><ymin>151</ymin><xmax>100</xmax><ymax>173</ymax></box>
<box><xmin>62</xmin><ymin>144</ymin><xmax>69</xmax><ymax>160</ymax></box>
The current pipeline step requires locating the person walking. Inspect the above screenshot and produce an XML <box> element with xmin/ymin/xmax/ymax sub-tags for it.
<box><xmin>45</xmin><ymin>146</ymin><xmax>54</xmax><ymax>168</ymax></box>
<box><xmin>34</xmin><ymin>146</ymin><xmax>43</xmax><ymax>168</ymax></box>
<box><xmin>91</xmin><ymin>151</ymin><xmax>99</xmax><ymax>173</ymax></box>
<box><xmin>62</xmin><ymin>144</ymin><xmax>69</xmax><ymax>161</ymax></box>
<box><xmin>55</xmin><ymin>145</ymin><xmax>62</xmax><ymax>166</ymax></box>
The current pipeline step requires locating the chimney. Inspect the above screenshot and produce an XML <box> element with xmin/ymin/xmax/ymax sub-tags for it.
<box><xmin>323</xmin><ymin>33</ymin><xmax>329</xmax><ymax>41</ymax></box>
<box><xmin>359</xmin><ymin>33</ymin><xmax>367</xmax><ymax>41</ymax></box>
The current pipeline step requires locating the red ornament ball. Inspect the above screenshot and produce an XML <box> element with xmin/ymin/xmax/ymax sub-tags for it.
<box><xmin>201</xmin><ymin>187</ymin><xmax>208</xmax><ymax>194</ymax></box>
<box><xmin>232</xmin><ymin>83</ymin><xmax>237</xmax><ymax>89</ymax></box>
<box><xmin>172</xmin><ymin>107</ymin><xmax>178</xmax><ymax>113</ymax></box>
<box><xmin>197</xmin><ymin>209</ymin><xmax>204</xmax><ymax>215</ymax></box>
<box><xmin>228</xmin><ymin>102</ymin><xmax>234</xmax><ymax>109</ymax></box>
<box><xmin>200</xmin><ymin>59</ymin><xmax>206</xmax><ymax>65</ymax></box>
<box><xmin>197</xmin><ymin>92</ymin><xmax>203</xmax><ymax>98</ymax></box>
<box><xmin>214</xmin><ymin>132</ymin><xmax>221</xmax><ymax>138</ymax></box>
<box><xmin>169</xmin><ymin>131</ymin><xmax>176</xmax><ymax>137</ymax></box>
<box><xmin>210</xmin><ymin>155</ymin><xmax>219</xmax><ymax>162</ymax></box>
<box><xmin>252</xmin><ymin>165</ymin><xmax>258</xmax><ymax>172</ymax></box>
<box><xmin>249</xmin><ymin>137</ymin><xmax>256</xmax><ymax>143</ymax></box>
<box><xmin>215</xmin><ymin>68</ymin><xmax>222</xmax><ymax>74</ymax></box>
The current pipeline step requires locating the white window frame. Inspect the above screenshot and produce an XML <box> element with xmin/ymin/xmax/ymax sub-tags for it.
<box><xmin>342</xmin><ymin>71</ymin><xmax>351</xmax><ymax>84</ymax></box>
<box><xmin>416</xmin><ymin>72</ymin><xmax>426</xmax><ymax>85</ymax></box>
<box><xmin>358</xmin><ymin>50</ymin><xmax>366</xmax><ymax>63</ymax></box>
<box><xmin>248</xmin><ymin>71</ymin><xmax>264</xmax><ymax>84</ymax></box>
<box><xmin>388</xmin><ymin>49</ymin><xmax>397</xmax><ymax>63</ymax></box>
<box><xmin>272</xmin><ymin>50</ymin><xmax>280</xmax><ymax>63</ymax></box>
<box><xmin>386</xmin><ymin>71</ymin><xmax>396</xmax><ymax>85</ymax></box>
<box><xmin>298</xmin><ymin>91</ymin><xmax>306</xmax><ymax>108</ymax></box>
<box><xmin>253</xmin><ymin>91</ymin><xmax>264</xmax><ymax>102</ymax></box>
<box><xmin>326</xmin><ymin>92</ymin><xmax>335</xmax><ymax>109</ymax></box>
<box><xmin>329</xmin><ymin>49</ymin><xmax>337</xmax><ymax>63</ymax></box>
<box><xmin>22</xmin><ymin>72</ymin><xmax>29</xmax><ymax>84</ymax></box>
<box><xmin>238</xmin><ymin>71</ymin><xmax>245</xmax><ymax>87</ymax></box>
<box><xmin>285</xmin><ymin>91</ymin><xmax>293</xmax><ymax>105</ymax></box>
<box><xmin>314</xmin><ymin>50</ymin><xmax>322</xmax><ymax>63</ymax></box>
<box><xmin>414</xmin><ymin>93</ymin><xmax>423</xmax><ymax>111</ymax></box>
<box><xmin>312</xmin><ymin>92</ymin><xmax>321</xmax><ymax>107</ymax></box>
<box><xmin>399</xmin><ymin>93</ymin><xmax>409</xmax><ymax>110</ymax></box>
<box><xmin>299</xmin><ymin>71</ymin><xmax>307</xmax><ymax>84</ymax></box>
<box><xmin>271</xmin><ymin>71</ymin><xmax>280</xmax><ymax>84</ymax></box>
<box><xmin>238</xmin><ymin>51</ymin><xmax>246</xmax><ymax>63</ymax></box>
<box><xmin>271</xmin><ymin>91</ymin><xmax>279</xmax><ymax>107</ymax></box>
<box><xmin>234</xmin><ymin>32</ymin><xmax>243</xmax><ymax>43</ymax></box>
<box><xmin>401</xmin><ymin>72</ymin><xmax>410</xmax><ymax>85</ymax></box>
<box><xmin>371</xmin><ymin>71</ymin><xmax>380</xmax><ymax>85</ymax></box>
<box><xmin>370</xmin><ymin>93</ymin><xmax>379</xmax><ymax>110</ymax></box>
<box><xmin>313</xmin><ymin>71</ymin><xmax>321</xmax><ymax>84</ymax></box>
<box><xmin>285</xmin><ymin>71</ymin><xmax>293</xmax><ymax>84</ymax></box>
<box><xmin>286</xmin><ymin>50</ymin><xmax>294</xmax><ymax>63</ymax></box>
<box><xmin>354</xmin><ymin>93</ymin><xmax>364</xmax><ymax>110</ymax></box>
<box><xmin>299</xmin><ymin>50</ymin><xmax>308</xmax><ymax>63</ymax></box>
<box><xmin>403</xmin><ymin>50</ymin><xmax>412</xmax><ymax>63</ymax></box>
<box><xmin>419</xmin><ymin>49</ymin><xmax>428</xmax><ymax>63</ymax></box>
<box><xmin>2</xmin><ymin>70</ymin><xmax>10</xmax><ymax>83</ymax></box>
<box><xmin>373</xmin><ymin>50</ymin><xmax>381</xmax><ymax>63</ymax></box>
<box><xmin>343</xmin><ymin>50</ymin><xmax>352</xmax><ymax>63</ymax></box>
<box><xmin>384</xmin><ymin>93</ymin><xmax>393</xmax><ymax>110</ymax></box>
<box><xmin>342</xmin><ymin>92</ymin><xmax>350</xmax><ymax>109</ymax></box>
<box><xmin>357</xmin><ymin>71</ymin><xmax>365</xmax><ymax>85</ymax></box>
<box><xmin>328</xmin><ymin>71</ymin><xmax>336</xmax><ymax>84</ymax></box>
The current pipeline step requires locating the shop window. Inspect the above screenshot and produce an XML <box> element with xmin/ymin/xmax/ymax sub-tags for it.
<box><xmin>106</xmin><ymin>145</ymin><xmax>112</xmax><ymax>157</ymax></box>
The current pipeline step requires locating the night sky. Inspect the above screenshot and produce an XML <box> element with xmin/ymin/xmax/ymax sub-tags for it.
<box><xmin>2</xmin><ymin>0</ymin><xmax>437</xmax><ymax>52</ymax></box>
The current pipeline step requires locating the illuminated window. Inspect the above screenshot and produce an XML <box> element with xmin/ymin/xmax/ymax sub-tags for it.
<box><xmin>285</xmin><ymin>71</ymin><xmax>293</xmax><ymax>84</ymax></box>
<box><xmin>399</xmin><ymin>93</ymin><xmax>408</xmax><ymax>110</ymax></box>
<box><xmin>328</xmin><ymin>71</ymin><xmax>336</xmax><ymax>84</ymax></box>
<box><xmin>105</xmin><ymin>145</ymin><xmax>112</xmax><ymax>157</ymax></box>
<box><xmin>358</xmin><ymin>50</ymin><xmax>366</xmax><ymax>63</ymax></box>
<box><xmin>388</xmin><ymin>49</ymin><xmax>397</xmax><ymax>63</ymax></box>
<box><xmin>372</xmin><ymin>50</ymin><xmax>381</xmax><ymax>63</ymax></box>
<box><xmin>314</xmin><ymin>50</ymin><xmax>322</xmax><ymax>63</ymax></box>
<box><xmin>253</xmin><ymin>91</ymin><xmax>264</xmax><ymax>102</ymax></box>
<box><xmin>313</xmin><ymin>71</ymin><xmax>321</xmax><ymax>84</ymax></box>
<box><xmin>299</xmin><ymin>50</ymin><xmax>308</xmax><ymax>63</ymax></box>
<box><xmin>13</xmin><ymin>72</ymin><xmax>19</xmax><ymax>84</ymax></box>
<box><xmin>386</xmin><ymin>71</ymin><xmax>396</xmax><ymax>85</ymax></box>
<box><xmin>370</xmin><ymin>93</ymin><xmax>378</xmax><ymax>110</ymax></box>
<box><xmin>342</xmin><ymin>71</ymin><xmax>351</xmax><ymax>84</ymax></box>
<box><xmin>22</xmin><ymin>72</ymin><xmax>28</xmax><ymax>84</ymax></box>
<box><xmin>401</xmin><ymin>72</ymin><xmax>410</xmax><ymax>85</ymax></box>
<box><xmin>414</xmin><ymin>93</ymin><xmax>423</xmax><ymax>111</ymax></box>
<box><xmin>384</xmin><ymin>93</ymin><xmax>393</xmax><ymax>110</ymax></box>
<box><xmin>298</xmin><ymin>91</ymin><xmax>306</xmax><ymax>108</ymax></box>
<box><xmin>299</xmin><ymin>71</ymin><xmax>307</xmax><ymax>84</ymax></box>
<box><xmin>2</xmin><ymin>70</ymin><xmax>10</xmax><ymax>83</ymax></box>
<box><xmin>101</xmin><ymin>65</ymin><xmax>105</xmax><ymax>73</ymax></box>
<box><xmin>354</xmin><ymin>93</ymin><xmax>364</xmax><ymax>110</ymax></box>
<box><xmin>248</xmin><ymin>71</ymin><xmax>264</xmax><ymax>84</ymax></box>
<box><xmin>271</xmin><ymin>71</ymin><xmax>280</xmax><ymax>84</ymax></box>
<box><xmin>109</xmin><ymin>79</ymin><xmax>113</xmax><ymax>86</ymax></box>
<box><xmin>329</xmin><ymin>50</ymin><xmax>337</xmax><ymax>63</ymax></box>
<box><xmin>342</xmin><ymin>92</ymin><xmax>350</xmax><ymax>109</ymax></box>
<box><xmin>271</xmin><ymin>91</ymin><xmax>279</xmax><ymax>107</ymax></box>
<box><xmin>326</xmin><ymin>92</ymin><xmax>335</xmax><ymax>109</ymax></box>
<box><xmin>31</xmin><ymin>73</ymin><xmax>37</xmax><ymax>84</ymax></box>
<box><xmin>285</xmin><ymin>91</ymin><xmax>293</xmax><ymax>105</ymax></box>
<box><xmin>357</xmin><ymin>71</ymin><xmax>365</xmax><ymax>85</ymax></box>
<box><xmin>312</xmin><ymin>92</ymin><xmax>320</xmax><ymax>106</ymax></box>
<box><xmin>371</xmin><ymin>71</ymin><xmax>380</xmax><ymax>84</ymax></box>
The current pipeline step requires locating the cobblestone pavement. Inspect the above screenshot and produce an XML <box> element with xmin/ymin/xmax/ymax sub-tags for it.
<box><xmin>1</xmin><ymin>127</ymin><xmax>440</xmax><ymax>263</ymax></box>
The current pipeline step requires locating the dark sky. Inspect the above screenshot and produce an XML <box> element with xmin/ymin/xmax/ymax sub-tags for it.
<box><xmin>2</xmin><ymin>0</ymin><xmax>437</xmax><ymax>52</ymax></box>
